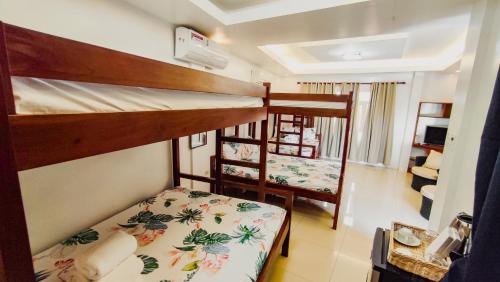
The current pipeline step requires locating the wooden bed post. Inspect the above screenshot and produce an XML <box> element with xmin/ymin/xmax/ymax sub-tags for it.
<box><xmin>298</xmin><ymin>115</ymin><xmax>304</xmax><ymax>157</ymax></box>
<box><xmin>0</xmin><ymin>22</ymin><xmax>36</xmax><ymax>282</ymax></box>
<box><xmin>276</xmin><ymin>114</ymin><xmax>282</xmax><ymax>154</ymax></box>
<box><xmin>215</xmin><ymin>129</ymin><xmax>223</xmax><ymax>195</ymax></box>
<box><xmin>333</xmin><ymin>91</ymin><xmax>353</xmax><ymax>229</ymax></box>
<box><xmin>259</xmin><ymin>83</ymin><xmax>271</xmax><ymax>202</ymax></box>
<box><xmin>172</xmin><ymin>138</ymin><xmax>181</xmax><ymax>187</ymax></box>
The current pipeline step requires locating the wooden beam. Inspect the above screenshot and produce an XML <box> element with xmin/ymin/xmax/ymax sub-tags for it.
<box><xmin>220</xmin><ymin>136</ymin><xmax>261</xmax><ymax>145</ymax></box>
<box><xmin>269</xmin><ymin>106</ymin><xmax>347</xmax><ymax>118</ymax></box>
<box><xmin>11</xmin><ymin>107</ymin><xmax>267</xmax><ymax>171</ymax></box>
<box><xmin>332</xmin><ymin>92</ymin><xmax>353</xmax><ymax>229</ymax></box>
<box><xmin>215</xmin><ymin>129</ymin><xmax>223</xmax><ymax>194</ymax></box>
<box><xmin>172</xmin><ymin>138</ymin><xmax>180</xmax><ymax>187</ymax></box>
<box><xmin>0</xmin><ymin>22</ymin><xmax>34</xmax><ymax>282</ymax></box>
<box><xmin>3</xmin><ymin>24</ymin><xmax>266</xmax><ymax>98</ymax></box>
<box><xmin>270</xmin><ymin>93</ymin><xmax>350</xmax><ymax>102</ymax></box>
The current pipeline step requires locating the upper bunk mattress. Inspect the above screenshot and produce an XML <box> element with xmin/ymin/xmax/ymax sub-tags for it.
<box><xmin>12</xmin><ymin>77</ymin><xmax>263</xmax><ymax>114</ymax></box>
<box><xmin>270</xmin><ymin>99</ymin><xmax>346</xmax><ymax>109</ymax></box>
<box><xmin>33</xmin><ymin>187</ymin><xmax>286</xmax><ymax>282</ymax></box>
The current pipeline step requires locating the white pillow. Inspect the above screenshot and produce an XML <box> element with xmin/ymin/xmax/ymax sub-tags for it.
<box><xmin>424</xmin><ymin>150</ymin><xmax>443</xmax><ymax>170</ymax></box>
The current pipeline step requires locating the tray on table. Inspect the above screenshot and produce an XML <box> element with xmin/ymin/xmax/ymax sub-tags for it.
<box><xmin>387</xmin><ymin>222</ymin><xmax>449</xmax><ymax>281</ymax></box>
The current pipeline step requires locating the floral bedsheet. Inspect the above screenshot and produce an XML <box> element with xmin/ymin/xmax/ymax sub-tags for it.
<box><xmin>33</xmin><ymin>187</ymin><xmax>286</xmax><ymax>282</ymax></box>
<box><xmin>267</xmin><ymin>137</ymin><xmax>319</xmax><ymax>157</ymax></box>
<box><xmin>223</xmin><ymin>152</ymin><xmax>341</xmax><ymax>194</ymax></box>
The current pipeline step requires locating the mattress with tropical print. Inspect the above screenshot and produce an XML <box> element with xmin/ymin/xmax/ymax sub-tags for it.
<box><xmin>223</xmin><ymin>143</ymin><xmax>341</xmax><ymax>194</ymax></box>
<box><xmin>33</xmin><ymin>187</ymin><xmax>286</xmax><ymax>282</ymax></box>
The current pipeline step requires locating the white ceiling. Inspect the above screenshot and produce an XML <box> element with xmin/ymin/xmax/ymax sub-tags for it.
<box><xmin>297</xmin><ymin>34</ymin><xmax>408</xmax><ymax>63</ymax></box>
<box><xmin>209</xmin><ymin>0</ymin><xmax>277</xmax><ymax>11</ymax></box>
<box><xmin>123</xmin><ymin>0</ymin><xmax>474</xmax><ymax>75</ymax></box>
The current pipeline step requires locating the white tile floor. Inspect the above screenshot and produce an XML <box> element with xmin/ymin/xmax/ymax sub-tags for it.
<box><xmin>269</xmin><ymin>163</ymin><xmax>429</xmax><ymax>282</ymax></box>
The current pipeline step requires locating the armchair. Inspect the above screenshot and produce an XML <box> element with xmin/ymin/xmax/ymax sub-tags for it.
<box><xmin>411</xmin><ymin>151</ymin><xmax>442</xmax><ymax>191</ymax></box>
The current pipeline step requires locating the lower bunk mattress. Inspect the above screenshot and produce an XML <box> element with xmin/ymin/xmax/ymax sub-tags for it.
<box><xmin>223</xmin><ymin>152</ymin><xmax>341</xmax><ymax>195</ymax></box>
<box><xmin>33</xmin><ymin>187</ymin><xmax>286</xmax><ymax>282</ymax></box>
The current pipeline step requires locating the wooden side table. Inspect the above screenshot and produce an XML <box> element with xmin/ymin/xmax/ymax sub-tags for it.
<box><xmin>369</xmin><ymin>228</ymin><xmax>433</xmax><ymax>282</ymax></box>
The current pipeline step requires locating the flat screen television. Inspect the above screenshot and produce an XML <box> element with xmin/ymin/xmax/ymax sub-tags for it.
<box><xmin>424</xmin><ymin>126</ymin><xmax>448</xmax><ymax>146</ymax></box>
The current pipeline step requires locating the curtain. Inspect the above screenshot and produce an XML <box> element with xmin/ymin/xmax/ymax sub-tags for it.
<box><xmin>442</xmin><ymin>68</ymin><xmax>500</xmax><ymax>282</ymax></box>
<box><xmin>299</xmin><ymin>82</ymin><xmax>359</xmax><ymax>159</ymax></box>
<box><xmin>349</xmin><ymin>82</ymin><xmax>396</xmax><ymax>165</ymax></box>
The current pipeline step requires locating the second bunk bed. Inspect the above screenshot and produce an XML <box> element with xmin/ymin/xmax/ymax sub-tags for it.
<box><xmin>213</xmin><ymin>87</ymin><xmax>353</xmax><ymax>229</ymax></box>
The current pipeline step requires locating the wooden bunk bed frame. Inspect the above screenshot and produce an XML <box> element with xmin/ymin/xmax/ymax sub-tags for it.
<box><xmin>0</xmin><ymin>23</ymin><xmax>291</xmax><ymax>282</ymax></box>
<box><xmin>269</xmin><ymin>113</ymin><xmax>321</xmax><ymax>159</ymax></box>
<box><xmin>213</xmin><ymin>88</ymin><xmax>353</xmax><ymax>229</ymax></box>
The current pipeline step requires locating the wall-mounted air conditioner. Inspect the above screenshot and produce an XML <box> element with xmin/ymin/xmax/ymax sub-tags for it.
<box><xmin>174</xmin><ymin>27</ymin><xmax>229</xmax><ymax>69</ymax></box>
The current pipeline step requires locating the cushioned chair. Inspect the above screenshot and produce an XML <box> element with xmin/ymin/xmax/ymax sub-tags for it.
<box><xmin>420</xmin><ymin>185</ymin><xmax>436</xmax><ymax>219</ymax></box>
<box><xmin>411</xmin><ymin>150</ymin><xmax>442</xmax><ymax>192</ymax></box>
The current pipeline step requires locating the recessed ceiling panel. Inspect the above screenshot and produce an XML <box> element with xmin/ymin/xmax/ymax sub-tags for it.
<box><xmin>301</xmin><ymin>38</ymin><xmax>407</xmax><ymax>62</ymax></box>
<box><xmin>209</xmin><ymin>0</ymin><xmax>278</xmax><ymax>11</ymax></box>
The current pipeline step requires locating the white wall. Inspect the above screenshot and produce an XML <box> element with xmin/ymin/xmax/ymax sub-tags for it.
<box><xmin>430</xmin><ymin>0</ymin><xmax>500</xmax><ymax>231</ymax></box>
<box><xmin>420</xmin><ymin>72</ymin><xmax>458</xmax><ymax>103</ymax></box>
<box><xmin>0</xmin><ymin>0</ymin><xmax>273</xmax><ymax>253</ymax></box>
<box><xmin>271</xmin><ymin>73</ymin><xmax>414</xmax><ymax>169</ymax></box>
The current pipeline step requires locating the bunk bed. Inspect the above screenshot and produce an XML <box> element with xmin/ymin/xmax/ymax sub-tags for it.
<box><xmin>268</xmin><ymin>114</ymin><xmax>321</xmax><ymax>159</ymax></box>
<box><xmin>213</xmin><ymin>89</ymin><xmax>353</xmax><ymax>229</ymax></box>
<box><xmin>0</xmin><ymin>23</ymin><xmax>291</xmax><ymax>282</ymax></box>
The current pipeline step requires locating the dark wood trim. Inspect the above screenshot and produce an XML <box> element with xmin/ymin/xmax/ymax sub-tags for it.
<box><xmin>270</xmin><ymin>93</ymin><xmax>350</xmax><ymax>102</ymax></box>
<box><xmin>3</xmin><ymin>24</ymin><xmax>266</xmax><ymax>98</ymax></box>
<box><xmin>257</xmin><ymin>216</ymin><xmax>290</xmax><ymax>282</ymax></box>
<box><xmin>333</xmin><ymin>92</ymin><xmax>353</xmax><ymax>229</ymax></box>
<box><xmin>250</xmin><ymin>122</ymin><xmax>257</xmax><ymax>139</ymax></box>
<box><xmin>179</xmin><ymin>173</ymin><xmax>215</xmax><ymax>184</ymax></box>
<box><xmin>269</xmin><ymin>106</ymin><xmax>348</xmax><ymax>118</ymax></box>
<box><xmin>215</xmin><ymin>129</ymin><xmax>223</xmax><ymax>195</ymax></box>
<box><xmin>276</xmin><ymin>114</ymin><xmax>282</xmax><ymax>155</ymax></box>
<box><xmin>258</xmin><ymin>83</ymin><xmax>270</xmax><ymax>202</ymax></box>
<box><xmin>234</xmin><ymin>125</ymin><xmax>240</xmax><ymax>137</ymax></box>
<box><xmin>298</xmin><ymin>115</ymin><xmax>304</xmax><ymax>157</ymax></box>
<box><xmin>0</xmin><ymin>24</ymin><xmax>14</xmax><ymax>115</ymax></box>
<box><xmin>221</xmin><ymin>159</ymin><xmax>260</xmax><ymax>169</ymax></box>
<box><xmin>0</xmin><ymin>22</ymin><xmax>34</xmax><ymax>282</ymax></box>
<box><xmin>11</xmin><ymin>107</ymin><xmax>267</xmax><ymax>171</ymax></box>
<box><xmin>221</xmin><ymin>136</ymin><xmax>261</xmax><ymax>145</ymax></box>
<box><xmin>172</xmin><ymin>138</ymin><xmax>180</xmax><ymax>187</ymax></box>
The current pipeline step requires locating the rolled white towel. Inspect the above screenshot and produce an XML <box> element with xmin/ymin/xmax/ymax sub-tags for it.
<box><xmin>70</xmin><ymin>255</ymin><xmax>143</xmax><ymax>282</ymax></box>
<box><xmin>74</xmin><ymin>231</ymin><xmax>138</xmax><ymax>280</ymax></box>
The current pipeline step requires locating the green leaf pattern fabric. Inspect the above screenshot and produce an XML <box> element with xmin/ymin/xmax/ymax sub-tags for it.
<box><xmin>223</xmin><ymin>151</ymin><xmax>341</xmax><ymax>194</ymax></box>
<box><xmin>32</xmin><ymin>187</ymin><xmax>286</xmax><ymax>282</ymax></box>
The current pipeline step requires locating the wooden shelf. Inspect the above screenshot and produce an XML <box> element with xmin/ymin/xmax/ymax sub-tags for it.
<box><xmin>412</xmin><ymin>143</ymin><xmax>444</xmax><ymax>153</ymax></box>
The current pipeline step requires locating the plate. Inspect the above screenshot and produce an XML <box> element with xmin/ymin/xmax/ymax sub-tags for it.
<box><xmin>394</xmin><ymin>230</ymin><xmax>421</xmax><ymax>247</ymax></box>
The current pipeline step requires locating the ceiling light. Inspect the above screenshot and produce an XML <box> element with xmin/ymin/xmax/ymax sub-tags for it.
<box><xmin>342</xmin><ymin>51</ymin><xmax>363</xmax><ymax>60</ymax></box>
